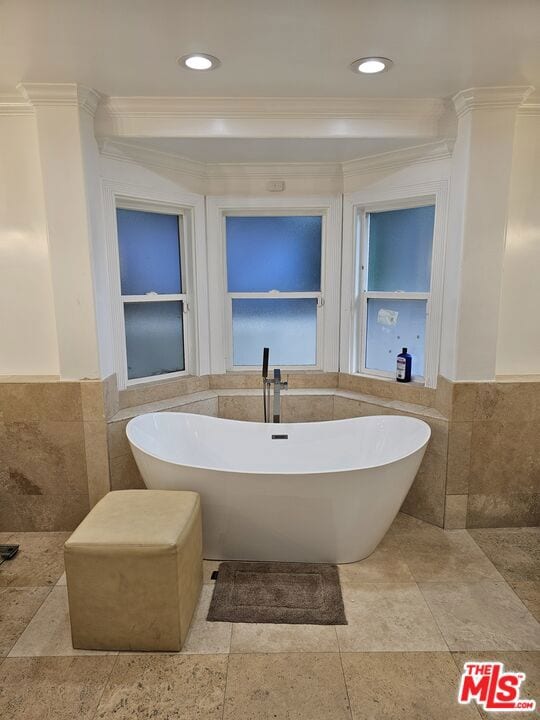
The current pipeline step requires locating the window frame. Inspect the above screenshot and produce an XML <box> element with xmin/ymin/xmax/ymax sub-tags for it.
<box><xmin>206</xmin><ymin>196</ymin><xmax>342</xmax><ymax>374</ymax></box>
<box><xmin>341</xmin><ymin>183</ymin><xmax>448</xmax><ymax>388</ymax></box>
<box><xmin>225</xmin><ymin>210</ymin><xmax>324</xmax><ymax>370</ymax></box>
<box><xmin>117</xmin><ymin>201</ymin><xmax>189</xmax><ymax>384</ymax></box>
<box><xmin>102</xmin><ymin>180</ymin><xmax>209</xmax><ymax>390</ymax></box>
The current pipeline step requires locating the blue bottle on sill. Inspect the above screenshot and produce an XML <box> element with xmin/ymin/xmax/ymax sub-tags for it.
<box><xmin>396</xmin><ymin>347</ymin><xmax>412</xmax><ymax>383</ymax></box>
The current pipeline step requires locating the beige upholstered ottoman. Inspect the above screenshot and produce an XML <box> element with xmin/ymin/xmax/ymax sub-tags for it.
<box><xmin>64</xmin><ymin>489</ymin><xmax>202</xmax><ymax>652</ymax></box>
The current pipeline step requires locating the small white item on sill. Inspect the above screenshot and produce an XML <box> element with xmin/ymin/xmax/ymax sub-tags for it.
<box><xmin>377</xmin><ymin>308</ymin><xmax>398</xmax><ymax>326</ymax></box>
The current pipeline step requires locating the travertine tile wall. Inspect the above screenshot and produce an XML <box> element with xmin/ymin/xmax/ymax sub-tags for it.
<box><xmin>80</xmin><ymin>376</ymin><xmax>117</xmax><ymax>508</ymax></box>
<box><xmin>0</xmin><ymin>374</ymin><xmax>120</xmax><ymax>530</ymax></box>
<box><xmin>1</xmin><ymin>372</ymin><xmax>538</xmax><ymax>531</ymax></box>
<box><xmin>118</xmin><ymin>375</ymin><xmax>210</xmax><ymax>410</ymax></box>
<box><xmin>218</xmin><ymin>394</ymin><xmax>334</xmax><ymax>423</ymax></box>
<box><xmin>335</xmin><ymin>375</ymin><xmax>539</xmax><ymax>528</ymax></box>
<box><xmin>337</xmin><ymin>372</ymin><xmax>436</xmax><ymax>407</ymax></box>
<box><xmin>445</xmin><ymin>379</ymin><xmax>540</xmax><ymax>528</ymax></box>
<box><xmin>0</xmin><ymin>381</ymin><xmax>90</xmax><ymax>530</ymax></box>
<box><xmin>210</xmin><ymin>372</ymin><xmax>339</xmax><ymax>390</ymax></box>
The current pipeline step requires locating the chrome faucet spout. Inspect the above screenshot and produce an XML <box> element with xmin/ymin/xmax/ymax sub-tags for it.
<box><xmin>272</xmin><ymin>368</ymin><xmax>288</xmax><ymax>423</ymax></box>
<box><xmin>261</xmin><ymin>349</ymin><xmax>288</xmax><ymax>423</ymax></box>
<box><xmin>273</xmin><ymin>369</ymin><xmax>281</xmax><ymax>423</ymax></box>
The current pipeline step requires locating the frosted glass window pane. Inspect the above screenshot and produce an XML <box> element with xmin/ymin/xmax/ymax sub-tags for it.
<box><xmin>365</xmin><ymin>299</ymin><xmax>426</xmax><ymax>376</ymax></box>
<box><xmin>124</xmin><ymin>301</ymin><xmax>184</xmax><ymax>380</ymax></box>
<box><xmin>117</xmin><ymin>209</ymin><xmax>182</xmax><ymax>295</ymax></box>
<box><xmin>232</xmin><ymin>299</ymin><xmax>317</xmax><ymax>366</ymax></box>
<box><xmin>226</xmin><ymin>216</ymin><xmax>322</xmax><ymax>291</ymax></box>
<box><xmin>367</xmin><ymin>206</ymin><xmax>434</xmax><ymax>292</ymax></box>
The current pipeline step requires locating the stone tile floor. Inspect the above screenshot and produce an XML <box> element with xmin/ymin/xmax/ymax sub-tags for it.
<box><xmin>0</xmin><ymin>515</ymin><xmax>538</xmax><ymax>719</ymax></box>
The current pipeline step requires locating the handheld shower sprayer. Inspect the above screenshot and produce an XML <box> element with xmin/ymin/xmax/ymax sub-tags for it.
<box><xmin>262</xmin><ymin>347</ymin><xmax>269</xmax><ymax>381</ymax></box>
<box><xmin>262</xmin><ymin>347</ymin><xmax>269</xmax><ymax>422</ymax></box>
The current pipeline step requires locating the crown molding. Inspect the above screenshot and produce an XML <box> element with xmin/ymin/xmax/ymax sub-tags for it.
<box><xmin>206</xmin><ymin>161</ymin><xmax>343</xmax><ymax>180</ymax></box>
<box><xmin>99</xmin><ymin>136</ymin><xmax>453</xmax><ymax>190</ymax></box>
<box><xmin>99</xmin><ymin>139</ymin><xmax>206</xmax><ymax>179</ymax></box>
<box><xmin>0</xmin><ymin>93</ymin><xmax>33</xmax><ymax>116</ymax></box>
<box><xmin>100</xmin><ymin>139</ymin><xmax>341</xmax><ymax>181</ymax></box>
<box><xmin>518</xmin><ymin>102</ymin><xmax>540</xmax><ymax>117</ymax></box>
<box><xmin>99</xmin><ymin>96</ymin><xmax>445</xmax><ymax>119</ymax></box>
<box><xmin>17</xmin><ymin>83</ymin><xmax>102</xmax><ymax>116</ymax></box>
<box><xmin>452</xmin><ymin>86</ymin><xmax>535</xmax><ymax>118</ymax></box>
<box><xmin>342</xmin><ymin>139</ymin><xmax>454</xmax><ymax>178</ymax></box>
<box><xmin>95</xmin><ymin>96</ymin><xmax>445</xmax><ymax>139</ymax></box>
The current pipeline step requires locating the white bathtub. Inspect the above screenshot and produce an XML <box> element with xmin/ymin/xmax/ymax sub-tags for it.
<box><xmin>126</xmin><ymin>412</ymin><xmax>430</xmax><ymax>564</ymax></box>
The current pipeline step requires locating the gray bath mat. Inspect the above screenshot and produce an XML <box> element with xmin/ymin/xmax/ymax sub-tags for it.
<box><xmin>207</xmin><ymin>561</ymin><xmax>347</xmax><ymax>625</ymax></box>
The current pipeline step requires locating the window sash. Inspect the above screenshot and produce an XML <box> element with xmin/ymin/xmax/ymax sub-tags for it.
<box><xmin>357</xmin><ymin>292</ymin><xmax>430</xmax><ymax>381</ymax></box>
<box><xmin>122</xmin><ymin>294</ymin><xmax>187</xmax><ymax>304</ymax></box>
<box><xmin>228</xmin><ymin>292</ymin><xmax>322</xmax><ymax>300</ymax></box>
<box><xmin>225</xmin><ymin>292</ymin><xmax>324</xmax><ymax>370</ymax></box>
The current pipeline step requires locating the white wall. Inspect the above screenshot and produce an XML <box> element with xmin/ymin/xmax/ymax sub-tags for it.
<box><xmin>99</xmin><ymin>154</ymin><xmax>203</xmax><ymax>197</ymax></box>
<box><xmin>0</xmin><ymin>115</ymin><xmax>59</xmax><ymax>375</ymax></box>
<box><xmin>30</xmin><ymin>98</ymin><xmax>103</xmax><ymax>380</ymax></box>
<box><xmin>496</xmin><ymin>114</ymin><xmax>540</xmax><ymax>376</ymax></box>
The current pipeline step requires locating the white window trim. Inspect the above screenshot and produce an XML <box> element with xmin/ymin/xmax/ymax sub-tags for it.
<box><xmin>101</xmin><ymin>179</ymin><xmax>209</xmax><ymax>389</ymax></box>
<box><xmin>206</xmin><ymin>196</ymin><xmax>342</xmax><ymax>374</ymax></box>
<box><xmin>340</xmin><ymin>182</ymin><xmax>449</xmax><ymax>388</ymax></box>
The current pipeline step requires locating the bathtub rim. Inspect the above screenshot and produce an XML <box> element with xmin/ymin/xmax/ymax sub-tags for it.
<box><xmin>126</xmin><ymin>412</ymin><xmax>431</xmax><ymax>477</ymax></box>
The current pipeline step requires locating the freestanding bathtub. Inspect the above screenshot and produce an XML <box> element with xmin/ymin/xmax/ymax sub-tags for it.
<box><xmin>126</xmin><ymin>413</ymin><xmax>430</xmax><ymax>564</ymax></box>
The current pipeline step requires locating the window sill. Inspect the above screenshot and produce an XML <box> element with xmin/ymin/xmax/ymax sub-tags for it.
<box><xmin>118</xmin><ymin>374</ymin><xmax>210</xmax><ymax>410</ymax></box>
<box><xmin>338</xmin><ymin>371</ymin><xmax>436</xmax><ymax>409</ymax></box>
<box><xmin>349</xmin><ymin>371</ymin><xmax>428</xmax><ymax>388</ymax></box>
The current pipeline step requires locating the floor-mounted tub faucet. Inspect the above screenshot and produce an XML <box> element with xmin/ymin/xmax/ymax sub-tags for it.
<box><xmin>262</xmin><ymin>347</ymin><xmax>288</xmax><ymax>423</ymax></box>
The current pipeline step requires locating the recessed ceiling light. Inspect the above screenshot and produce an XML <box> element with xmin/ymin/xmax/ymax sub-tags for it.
<box><xmin>178</xmin><ymin>53</ymin><xmax>221</xmax><ymax>71</ymax></box>
<box><xmin>350</xmin><ymin>57</ymin><xmax>393</xmax><ymax>74</ymax></box>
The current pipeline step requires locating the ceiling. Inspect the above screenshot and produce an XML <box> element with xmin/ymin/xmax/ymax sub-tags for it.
<box><xmin>123</xmin><ymin>137</ymin><xmax>426</xmax><ymax>164</ymax></box>
<box><xmin>1</xmin><ymin>0</ymin><xmax>539</xmax><ymax>99</ymax></box>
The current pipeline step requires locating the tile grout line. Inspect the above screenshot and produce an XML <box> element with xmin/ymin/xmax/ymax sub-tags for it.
<box><xmin>90</xmin><ymin>652</ymin><xmax>120</xmax><ymax>720</ymax></box>
<box><xmin>415</xmin><ymin>579</ymin><xmax>453</xmax><ymax>653</ymax></box>
<box><xmin>499</xmin><ymin>577</ymin><xmax>540</xmax><ymax>625</ymax></box>
<box><xmin>335</xmin><ymin>617</ymin><xmax>345</xmax><ymax>654</ymax></box>
<box><xmin>2</xmin><ymin>582</ymin><xmax>55</xmax><ymax>658</ymax></box>
<box><xmin>465</xmin><ymin>530</ymin><xmax>540</xmax><ymax>624</ymax></box>
<box><xmin>221</xmin><ymin>649</ymin><xmax>231</xmax><ymax>720</ymax></box>
<box><xmin>447</xmin><ymin>651</ymin><xmax>484</xmax><ymax>719</ymax></box>
<box><xmin>337</xmin><ymin>634</ymin><xmax>355</xmax><ymax>720</ymax></box>
<box><xmin>390</xmin><ymin>541</ymin><xmax>416</xmax><ymax>584</ymax></box>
